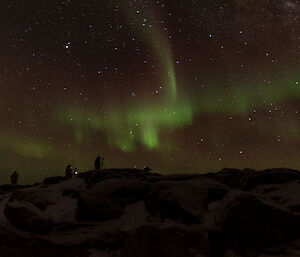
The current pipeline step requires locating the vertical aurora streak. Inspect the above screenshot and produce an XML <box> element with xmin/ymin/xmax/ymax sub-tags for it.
<box><xmin>56</xmin><ymin>2</ymin><xmax>194</xmax><ymax>151</ymax></box>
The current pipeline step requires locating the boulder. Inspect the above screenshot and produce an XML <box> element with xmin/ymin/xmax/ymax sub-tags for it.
<box><xmin>10</xmin><ymin>189</ymin><xmax>54</xmax><ymax>211</ymax></box>
<box><xmin>77</xmin><ymin>195</ymin><xmax>124</xmax><ymax>222</ymax></box>
<box><xmin>144</xmin><ymin>178</ymin><xmax>229</xmax><ymax>224</ymax></box>
<box><xmin>4</xmin><ymin>200</ymin><xmax>53</xmax><ymax>233</ymax></box>
<box><xmin>122</xmin><ymin>224</ymin><xmax>210</xmax><ymax>257</ymax></box>
<box><xmin>77</xmin><ymin>179</ymin><xmax>152</xmax><ymax>221</ymax></box>
<box><xmin>214</xmin><ymin>190</ymin><xmax>300</xmax><ymax>252</ymax></box>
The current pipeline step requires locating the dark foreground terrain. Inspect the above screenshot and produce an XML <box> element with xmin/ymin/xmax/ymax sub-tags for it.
<box><xmin>1</xmin><ymin>168</ymin><xmax>300</xmax><ymax>257</ymax></box>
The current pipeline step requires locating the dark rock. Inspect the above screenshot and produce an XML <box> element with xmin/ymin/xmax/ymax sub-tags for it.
<box><xmin>10</xmin><ymin>189</ymin><xmax>54</xmax><ymax>211</ymax></box>
<box><xmin>88</xmin><ymin>231</ymin><xmax>125</xmax><ymax>250</ymax></box>
<box><xmin>0</xmin><ymin>184</ymin><xmax>30</xmax><ymax>195</ymax></box>
<box><xmin>78</xmin><ymin>169</ymin><xmax>158</xmax><ymax>187</ymax></box>
<box><xmin>243</xmin><ymin>168</ymin><xmax>300</xmax><ymax>190</ymax></box>
<box><xmin>270</xmin><ymin>195</ymin><xmax>287</xmax><ymax>205</ymax></box>
<box><xmin>43</xmin><ymin>176</ymin><xmax>66</xmax><ymax>185</ymax></box>
<box><xmin>0</xmin><ymin>227</ymin><xmax>89</xmax><ymax>257</ymax></box>
<box><xmin>4</xmin><ymin>200</ymin><xmax>53</xmax><ymax>233</ymax></box>
<box><xmin>62</xmin><ymin>188</ymin><xmax>81</xmax><ymax>199</ymax></box>
<box><xmin>223</xmin><ymin>249</ymin><xmax>243</xmax><ymax>257</ymax></box>
<box><xmin>145</xmin><ymin>173</ymin><xmax>203</xmax><ymax>182</ymax></box>
<box><xmin>288</xmin><ymin>204</ymin><xmax>300</xmax><ymax>213</ymax></box>
<box><xmin>206</xmin><ymin>168</ymin><xmax>300</xmax><ymax>191</ymax></box>
<box><xmin>262</xmin><ymin>186</ymin><xmax>280</xmax><ymax>193</ymax></box>
<box><xmin>77</xmin><ymin>179</ymin><xmax>152</xmax><ymax>221</ymax></box>
<box><xmin>54</xmin><ymin>221</ymin><xmax>84</xmax><ymax>231</ymax></box>
<box><xmin>214</xmin><ymin>190</ymin><xmax>300</xmax><ymax>252</ymax></box>
<box><xmin>77</xmin><ymin>195</ymin><xmax>124</xmax><ymax>222</ymax></box>
<box><xmin>204</xmin><ymin>168</ymin><xmax>252</xmax><ymax>189</ymax></box>
<box><xmin>122</xmin><ymin>224</ymin><xmax>210</xmax><ymax>257</ymax></box>
<box><xmin>145</xmin><ymin>178</ymin><xmax>229</xmax><ymax>224</ymax></box>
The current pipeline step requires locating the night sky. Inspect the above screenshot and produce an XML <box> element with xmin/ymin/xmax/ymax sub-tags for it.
<box><xmin>0</xmin><ymin>0</ymin><xmax>299</xmax><ymax>183</ymax></box>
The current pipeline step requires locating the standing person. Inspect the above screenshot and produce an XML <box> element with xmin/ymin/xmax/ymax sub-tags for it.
<box><xmin>10</xmin><ymin>170</ymin><xmax>19</xmax><ymax>185</ymax></box>
<box><xmin>95</xmin><ymin>156</ymin><xmax>101</xmax><ymax>170</ymax></box>
<box><xmin>65</xmin><ymin>164</ymin><xmax>73</xmax><ymax>179</ymax></box>
<box><xmin>101</xmin><ymin>157</ymin><xmax>104</xmax><ymax>169</ymax></box>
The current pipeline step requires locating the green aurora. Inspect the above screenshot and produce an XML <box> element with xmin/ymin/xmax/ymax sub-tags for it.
<box><xmin>0</xmin><ymin>0</ymin><xmax>299</xmax><ymax>183</ymax></box>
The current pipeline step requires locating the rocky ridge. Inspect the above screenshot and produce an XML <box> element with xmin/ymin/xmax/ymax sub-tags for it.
<box><xmin>0</xmin><ymin>168</ymin><xmax>300</xmax><ymax>256</ymax></box>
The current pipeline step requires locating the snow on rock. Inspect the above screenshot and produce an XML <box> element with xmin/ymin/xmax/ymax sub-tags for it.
<box><xmin>10</xmin><ymin>187</ymin><xmax>55</xmax><ymax>210</ymax></box>
<box><xmin>118</xmin><ymin>201</ymin><xmax>149</xmax><ymax>232</ymax></box>
<box><xmin>4</xmin><ymin>200</ymin><xmax>53</xmax><ymax>233</ymax></box>
<box><xmin>122</xmin><ymin>223</ymin><xmax>210</xmax><ymax>257</ymax></box>
<box><xmin>42</xmin><ymin>177</ymin><xmax>86</xmax><ymax>223</ymax></box>
<box><xmin>77</xmin><ymin>178</ymin><xmax>151</xmax><ymax>222</ymax></box>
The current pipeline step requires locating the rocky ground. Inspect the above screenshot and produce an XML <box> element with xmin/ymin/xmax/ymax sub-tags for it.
<box><xmin>1</xmin><ymin>168</ymin><xmax>300</xmax><ymax>256</ymax></box>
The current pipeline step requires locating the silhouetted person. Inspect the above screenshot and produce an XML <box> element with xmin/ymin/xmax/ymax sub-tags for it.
<box><xmin>144</xmin><ymin>166</ymin><xmax>151</xmax><ymax>172</ymax></box>
<box><xmin>65</xmin><ymin>164</ymin><xmax>72</xmax><ymax>179</ymax></box>
<box><xmin>95</xmin><ymin>156</ymin><xmax>101</xmax><ymax>170</ymax></box>
<box><xmin>101</xmin><ymin>157</ymin><xmax>104</xmax><ymax>169</ymax></box>
<box><xmin>10</xmin><ymin>170</ymin><xmax>19</xmax><ymax>185</ymax></box>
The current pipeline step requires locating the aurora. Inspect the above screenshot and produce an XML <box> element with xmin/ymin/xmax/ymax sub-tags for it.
<box><xmin>0</xmin><ymin>0</ymin><xmax>299</xmax><ymax>183</ymax></box>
